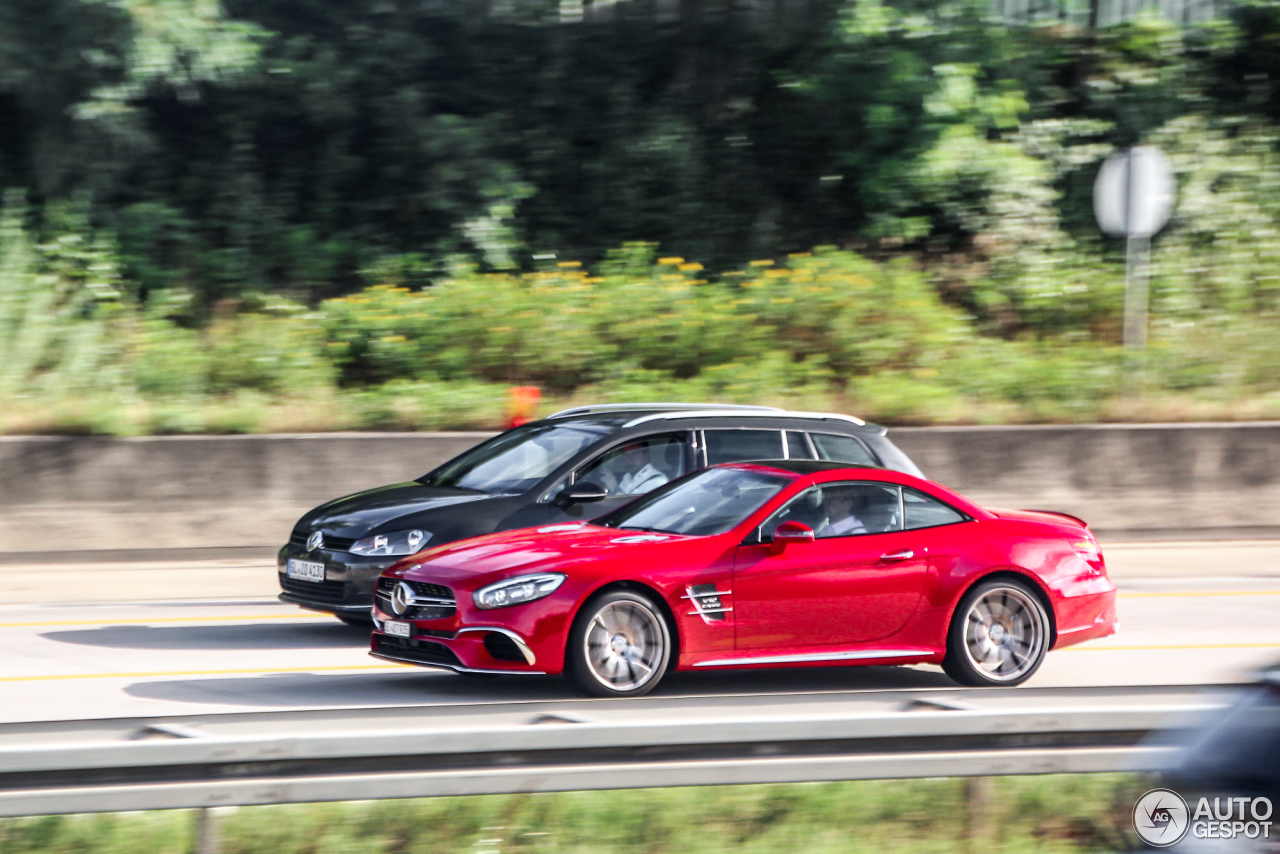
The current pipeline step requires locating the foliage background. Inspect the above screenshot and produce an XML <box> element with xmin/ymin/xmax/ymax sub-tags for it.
<box><xmin>0</xmin><ymin>774</ymin><xmax>1145</xmax><ymax>854</ymax></box>
<box><xmin>5</xmin><ymin>0</ymin><xmax>1280</xmax><ymax>432</ymax></box>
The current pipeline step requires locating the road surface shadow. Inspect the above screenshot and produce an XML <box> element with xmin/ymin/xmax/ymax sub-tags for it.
<box><xmin>124</xmin><ymin>670</ymin><xmax>575</xmax><ymax>707</ymax></box>
<box><xmin>41</xmin><ymin>621</ymin><xmax>371</xmax><ymax>651</ymax></box>
<box><xmin>123</xmin><ymin>664</ymin><xmax>955</xmax><ymax>708</ymax></box>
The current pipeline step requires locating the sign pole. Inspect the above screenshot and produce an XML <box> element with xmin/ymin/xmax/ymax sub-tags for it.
<box><xmin>1123</xmin><ymin>233</ymin><xmax>1150</xmax><ymax>397</ymax></box>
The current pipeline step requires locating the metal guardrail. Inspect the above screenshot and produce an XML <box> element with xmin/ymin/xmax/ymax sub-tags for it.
<box><xmin>0</xmin><ymin>687</ymin><xmax>1225</xmax><ymax>817</ymax></box>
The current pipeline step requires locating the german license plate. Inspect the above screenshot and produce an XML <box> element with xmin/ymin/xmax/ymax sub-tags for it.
<box><xmin>383</xmin><ymin>620</ymin><xmax>411</xmax><ymax>638</ymax></box>
<box><xmin>286</xmin><ymin>559</ymin><xmax>325</xmax><ymax>582</ymax></box>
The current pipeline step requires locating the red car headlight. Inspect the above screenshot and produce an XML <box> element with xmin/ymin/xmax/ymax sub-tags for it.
<box><xmin>473</xmin><ymin>573</ymin><xmax>567</xmax><ymax>610</ymax></box>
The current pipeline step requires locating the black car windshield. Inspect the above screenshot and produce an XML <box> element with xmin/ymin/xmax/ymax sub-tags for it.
<box><xmin>421</xmin><ymin>422</ymin><xmax>611</xmax><ymax>494</ymax></box>
<box><xmin>600</xmin><ymin>467</ymin><xmax>791</xmax><ymax>536</ymax></box>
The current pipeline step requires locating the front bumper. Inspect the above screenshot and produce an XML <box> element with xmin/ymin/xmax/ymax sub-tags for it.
<box><xmin>277</xmin><ymin>543</ymin><xmax>396</xmax><ymax>614</ymax></box>
<box><xmin>368</xmin><ymin>595</ymin><xmax>558</xmax><ymax>675</ymax></box>
<box><xmin>369</xmin><ymin>624</ymin><xmax>546</xmax><ymax>675</ymax></box>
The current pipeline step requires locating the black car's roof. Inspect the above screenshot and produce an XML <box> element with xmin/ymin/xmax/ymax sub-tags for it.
<box><xmin>545</xmin><ymin>405</ymin><xmax>879</xmax><ymax>434</ymax></box>
<box><xmin>723</xmin><ymin>459</ymin><xmax>885</xmax><ymax>475</ymax></box>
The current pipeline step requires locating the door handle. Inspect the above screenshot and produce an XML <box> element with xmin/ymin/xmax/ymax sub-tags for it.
<box><xmin>879</xmin><ymin>549</ymin><xmax>914</xmax><ymax>563</ymax></box>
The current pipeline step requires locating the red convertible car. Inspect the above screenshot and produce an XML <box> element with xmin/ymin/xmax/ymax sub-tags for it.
<box><xmin>369</xmin><ymin>460</ymin><xmax>1117</xmax><ymax>696</ymax></box>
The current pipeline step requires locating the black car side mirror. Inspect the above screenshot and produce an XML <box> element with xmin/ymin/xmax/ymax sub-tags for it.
<box><xmin>560</xmin><ymin>483</ymin><xmax>608</xmax><ymax>504</ymax></box>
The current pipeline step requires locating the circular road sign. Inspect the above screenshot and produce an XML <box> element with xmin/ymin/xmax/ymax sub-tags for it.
<box><xmin>1093</xmin><ymin>146</ymin><xmax>1175</xmax><ymax>239</ymax></box>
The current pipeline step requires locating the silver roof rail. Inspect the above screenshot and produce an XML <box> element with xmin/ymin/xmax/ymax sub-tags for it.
<box><xmin>548</xmin><ymin>403</ymin><xmax>782</xmax><ymax>419</ymax></box>
<box><xmin>623</xmin><ymin>409</ymin><xmax>866</xmax><ymax>428</ymax></box>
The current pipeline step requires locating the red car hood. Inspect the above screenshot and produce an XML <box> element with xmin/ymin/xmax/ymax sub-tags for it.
<box><xmin>389</xmin><ymin>524</ymin><xmax>690</xmax><ymax>585</ymax></box>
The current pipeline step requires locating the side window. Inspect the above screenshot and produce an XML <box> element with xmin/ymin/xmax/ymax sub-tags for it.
<box><xmin>756</xmin><ymin>482</ymin><xmax>902</xmax><ymax>542</ymax></box>
<box><xmin>704</xmin><ymin>429</ymin><xmax>784</xmax><ymax>465</ymax></box>
<box><xmin>785</xmin><ymin>431</ymin><xmax>815</xmax><ymax>459</ymax></box>
<box><xmin>574</xmin><ymin>433</ymin><xmax>692</xmax><ymax>498</ymax></box>
<box><xmin>903</xmin><ymin>488</ymin><xmax>966</xmax><ymax>530</ymax></box>
<box><xmin>811</xmin><ymin>433</ymin><xmax>877</xmax><ymax>466</ymax></box>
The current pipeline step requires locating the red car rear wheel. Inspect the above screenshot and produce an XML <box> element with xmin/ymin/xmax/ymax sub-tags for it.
<box><xmin>943</xmin><ymin>579</ymin><xmax>1049</xmax><ymax>687</ymax></box>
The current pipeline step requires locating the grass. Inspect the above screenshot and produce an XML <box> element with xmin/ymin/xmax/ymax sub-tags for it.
<box><xmin>0</xmin><ymin>774</ymin><xmax>1150</xmax><ymax>853</ymax></box>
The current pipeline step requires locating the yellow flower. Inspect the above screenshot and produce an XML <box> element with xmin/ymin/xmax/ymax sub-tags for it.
<box><xmin>658</xmin><ymin>257</ymin><xmax>685</xmax><ymax>265</ymax></box>
<box><xmin>678</xmin><ymin>262</ymin><xmax>704</xmax><ymax>272</ymax></box>
<box><xmin>749</xmin><ymin>259</ymin><xmax>774</xmax><ymax>267</ymax></box>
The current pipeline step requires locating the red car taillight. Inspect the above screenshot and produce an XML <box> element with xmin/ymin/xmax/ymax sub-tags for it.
<box><xmin>1071</xmin><ymin>537</ymin><xmax>1107</xmax><ymax>575</ymax></box>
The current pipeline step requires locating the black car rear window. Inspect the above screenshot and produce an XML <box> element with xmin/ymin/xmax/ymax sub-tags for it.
<box><xmin>704</xmin><ymin>429</ymin><xmax>785</xmax><ymax>465</ymax></box>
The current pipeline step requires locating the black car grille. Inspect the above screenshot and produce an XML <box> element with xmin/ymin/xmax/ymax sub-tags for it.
<box><xmin>374</xmin><ymin>577</ymin><xmax>456</xmax><ymax>620</ymax></box>
<box><xmin>289</xmin><ymin>530</ymin><xmax>357</xmax><ymax>552</ymax></box>
<box><xmin>373</xmin><ymin>633</ymin><xmax>462</xmax><ymax>667</ymax></box>
<box><xmin>280</xmin><ymin>575</ymin><xmax>348</xmax><ymax>604</ymax></box>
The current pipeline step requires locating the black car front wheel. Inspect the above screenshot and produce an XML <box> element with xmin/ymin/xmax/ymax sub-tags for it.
<box><xmin>567</xmin><ymin>589</ymin><xmax>671</xmax><ymax>697</ymax></box>
<box><xmin>943</xmin><ymin>579</ymin><xmax>1049</xmax><ymax>687</ymax></box>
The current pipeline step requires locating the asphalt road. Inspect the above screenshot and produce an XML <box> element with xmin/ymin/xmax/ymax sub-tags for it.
<box><xmin>3</xmin><ymin>541</ymin><xmax>1279</xmax><ymax>725</ymax></box>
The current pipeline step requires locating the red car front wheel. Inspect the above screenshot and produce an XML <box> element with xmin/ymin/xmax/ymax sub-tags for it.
<box><xmin>567</xmin><ymin>590</ymin><xmax>672</xmax><ymax>697</ymax></box>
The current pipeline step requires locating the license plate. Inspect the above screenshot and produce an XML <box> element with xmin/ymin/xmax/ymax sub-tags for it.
<box><xmin>383</xmin><ymin>620</ymin><xmax>411</xmax><ymax>638</ymax></box>
<box><xmin>286</xmin><ymin>559</ymin><xmax>325</xmax><ymax>583</ymax></box>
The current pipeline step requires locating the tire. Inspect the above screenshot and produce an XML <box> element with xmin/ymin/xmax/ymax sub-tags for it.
<box><xmin>942</xmin><ymin>578</ymin><xmax>1050</xmax><ymax>687</ymax></box>
<box><xmin>337</xmin><ymin>614</ymin><xmax>372</xmax><ymax>628</ymax></box>
<box><xmin>566</xmin><ymin>589</ymin><xmax>672</xmax><ymax>697</ymax></box>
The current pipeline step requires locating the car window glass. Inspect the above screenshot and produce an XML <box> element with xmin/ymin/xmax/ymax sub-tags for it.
<box><xmin>704</xmin><ymin>429</ymin><xmax>784</xmax><ymax>465</ymax></box>
<box><xmin>601</xmin><ymin>468</ymin><xmax>790</xmax><ymax>537</ymax></box>
<box><xmin>786</xmin><ymin>431</ymin><xmax>815</xmax><ymax>459</ymax></box>
<box><xmin>574</xmin><ymin>433</ymin><xmax>692</xmax><ymax>497</ymax></box>
<box><xmin>810</xmin><ymin>433</ymin><xmax>877</xmax><ymax>466</ymax></box>
<box><xmin>757</xmin><ymin>482</ymin><xmax>902</xmax><ymax>541</ymax></box>
<box><xmin>903</xmin><ymin>488</ymin><xmax>966</xmax><ymax>530</ymax></box>
<box><xmin>421</xmin><ymin>423</ymin><xmax>609</xmax><ymax>494</ymax></box>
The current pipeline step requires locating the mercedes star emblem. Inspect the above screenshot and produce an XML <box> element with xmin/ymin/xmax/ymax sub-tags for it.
<box><xmin>391</xmin><ymin>581</ymin><xmax>415</xmax><ymax>616</ymax></box>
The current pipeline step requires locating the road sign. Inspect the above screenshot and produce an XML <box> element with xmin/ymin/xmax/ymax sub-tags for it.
<box><xmin>1094</xmin><ymin>146</ymin><xmax>1175</xmax><ymax>239</ymax></box>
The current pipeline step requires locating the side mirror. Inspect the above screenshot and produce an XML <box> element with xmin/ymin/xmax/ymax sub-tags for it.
<box><xmin>769</xmin><ymin>521</ymin><xmax>815</xmax><ymax>555</ymax></box>
<box><xmin>561</xmin><ymin>483</ymin><xmax>608</xmax><ymax>504</ymax></box>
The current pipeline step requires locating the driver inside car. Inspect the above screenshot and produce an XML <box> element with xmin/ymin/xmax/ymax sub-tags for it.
<box><xmin>590</xmin><ymin>441</ymin><xmax>671</xmax><ymax>497</ymax></box>
<box><xmin>818</xmin><ymin>489</ymin><xmax>867</xmax><ymax>537</ymax></box>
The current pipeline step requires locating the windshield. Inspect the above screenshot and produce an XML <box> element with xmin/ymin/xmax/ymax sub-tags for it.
<box><xmin>420</xmin><ymin>423</ymin><xmax>611</xmax><ymax>494</ymax></box>
<box><xmin>601</xmin><ymin>467</ymin><xmax>791</xmax><ymax>536</ymax></box>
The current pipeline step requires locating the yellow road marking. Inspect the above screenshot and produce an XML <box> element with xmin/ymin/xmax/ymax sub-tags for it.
<box><xmin>0</xmin><ymin>613</ymin><xmax>330</xmax><ymax>628</ymax></box>
<box><xmin>0</xmin><ymin>663</ymin><xmax>411</xmax><ymax>683</ymax></box>
<box><xmin>1065</xmin><ymin>642</ymin><xmax>1280</xmax><ymax>652</ymax></box>
<box><xmin>1120</xmin><ymin>590</ymin><xmax>1280</xmax><ymax>598</ymax></box>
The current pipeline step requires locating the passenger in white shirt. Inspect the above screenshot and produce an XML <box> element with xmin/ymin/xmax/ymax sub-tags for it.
<box><xmin>819</xmin><ymin>492</ymin><xmax>866</xmax><ymax>537</ymax></box>
<box><xmin>615</xmin><ymin>443</ymin><xmax>670</xmax><ymax>495</ymax></box>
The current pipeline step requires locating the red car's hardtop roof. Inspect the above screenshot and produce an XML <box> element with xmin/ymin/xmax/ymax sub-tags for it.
<box><xmin>715</xmin><ymin>459</ymin><xmax>993</xmax><ymax>521</ymax></box>
<box><xmin>716</xmin><ymin>459</ymin><xmax>876</xmax><ymax>477</ymax></box>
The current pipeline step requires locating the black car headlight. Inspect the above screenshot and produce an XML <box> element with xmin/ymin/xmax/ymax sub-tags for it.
<box><xmin>349</xmin><ymin>529</ymin><xmax>432</xmax><ymax>557</ymax></box>
<box><xmin>473</xmin><ymin>573</ymin><xmax>566</xmax><ymax>610</ymax></box>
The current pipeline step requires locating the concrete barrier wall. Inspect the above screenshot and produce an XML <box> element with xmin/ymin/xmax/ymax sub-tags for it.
<box><xmin>890</xmin><ymin>423</ymin><xmax>1280</xmax><ymax>539</ymax></box>
<box><xmin>0</xmin><ymin>434</ymin><xmax>491</xmax><ymax>557</ymax></box>
<box><xmin>2</xmin><ymin>423</ymin><xmax>1277</xmax><ymax>556</ymax></box>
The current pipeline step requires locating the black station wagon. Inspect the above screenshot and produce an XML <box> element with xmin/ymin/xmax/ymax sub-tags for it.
<box><xmin>277</xmin><ymin>403</ymin><xmax>925</xmax><ymax>622</ymax></box>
